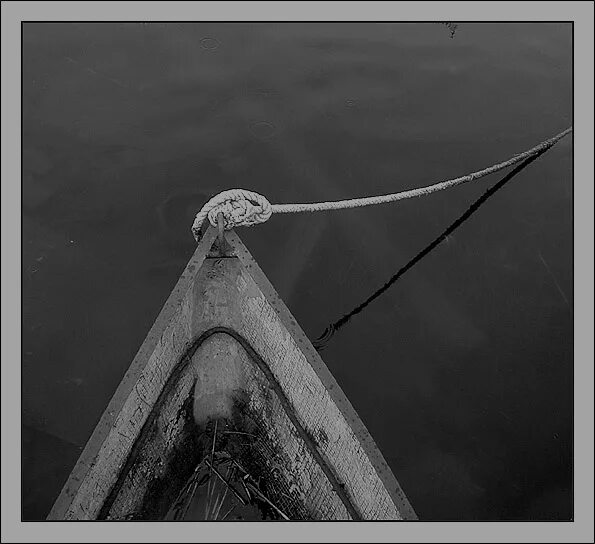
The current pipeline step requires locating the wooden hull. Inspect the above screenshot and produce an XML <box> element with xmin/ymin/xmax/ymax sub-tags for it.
<box><xmin>47</xmin><ymin>226</ymin><xmax>416</xmax><ymax>521</ymax></box>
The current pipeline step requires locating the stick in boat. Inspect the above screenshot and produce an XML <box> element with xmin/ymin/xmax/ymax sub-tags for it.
<box><xmin>210</xmin><ymin>464</ymin><xmax>233</xmax><ymax>521</ymax></box>
<box><xmin>205</xmin><ymin>420</ymin><xmax>219</xmax><ymax>519</ymax></box>
<box><xmin>179</xmin><ymin>475</ymin><xmax>200</xmax><ymax>520</ymax></box>
<box><xmin>245</xmin><ymin>481</ymin><xmax>290</xmax><ymax>521</ymax></box>
<box><xmin>240</xmin><ymin>476</ymin><xmax>251</xmax><ymax>502</ymax></box>
<box><xmin>220</xmin><ymin>503</ymin><xmax>236</xmax><ymax>521</ymax></box>
<box><xmin>204</xmin><ymin>459</ymin><xmax>248</xmax><ymax>506</ymax></box>
<box><xmin>169</xmin><ymin>461</ymin><xmax>207</xmax><ymax>520</ymax></box>
<box><xmin>225</xmin><ymin>454</ymin><xmax>289</xmax><ymax>520</ymax></box>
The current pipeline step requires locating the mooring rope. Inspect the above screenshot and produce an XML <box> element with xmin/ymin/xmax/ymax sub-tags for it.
<box><xmin>312</xmin><ymin>150</ymin><xmax>549</xmax><ymax>351</ymax></box>
<box><xmin>191</xmin><ymin>127</ymin><xmax>572</xmax><ymax>240</ymax></box>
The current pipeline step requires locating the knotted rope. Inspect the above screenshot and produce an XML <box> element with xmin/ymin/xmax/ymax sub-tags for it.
<box><xmin>191</xmin><ymin>127</ymin><xmax>572</xmax><ymax>240</ymax></box>
<box><xmin>191</xmin><ymin>189</ymin><xmax>272</xmax><ymax>241</ymax></box>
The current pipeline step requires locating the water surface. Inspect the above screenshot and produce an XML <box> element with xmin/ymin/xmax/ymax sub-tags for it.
<box><xmin>22</xmin><ymin>22</ymin><xmax>572</xmax><ymax>520</ymax></box>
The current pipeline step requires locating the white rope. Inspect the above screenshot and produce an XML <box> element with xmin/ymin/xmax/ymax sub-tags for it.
<box><xmin>191</xmin><ymin>189</ymin><xmax>272</xmax><ymax>241</ymax></box>
<box><xmin>192</xmin><ymin>127</ymin><xmax>572</xmax><ymax>240</ymax></box>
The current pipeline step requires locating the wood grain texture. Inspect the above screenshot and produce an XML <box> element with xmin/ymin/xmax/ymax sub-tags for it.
<box><xmin>48</xmin><ymin>226</ymin><xmax>416</xmax><ymax>520</ymax></box>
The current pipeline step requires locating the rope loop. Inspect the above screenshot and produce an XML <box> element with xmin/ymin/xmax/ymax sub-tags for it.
<box><xmin>192</xmin><ymin>189</ymin><xmax>272</xmax><ymax>240</ymax></box>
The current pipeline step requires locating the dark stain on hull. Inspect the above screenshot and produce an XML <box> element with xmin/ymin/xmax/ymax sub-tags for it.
<box><xmin>97</xmin><ymin>327</ymin><xmax>362</xmax><ymax>520</ymax></box>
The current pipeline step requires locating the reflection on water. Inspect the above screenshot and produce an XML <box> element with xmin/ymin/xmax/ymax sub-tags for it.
<box><xmin>313</xmin><ymin>149</ymin><xmax>551</xmax><ymax>350</ymax></box>
<box><xmin>22</xmin><ymin>22</ymin><xmax>572</xmax><ymax>520</ymax></box>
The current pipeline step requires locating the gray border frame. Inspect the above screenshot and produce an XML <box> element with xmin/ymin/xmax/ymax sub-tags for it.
<box><xmin>4</xmin><ymin>2</ymin><xmax>593</xmax><ymax>542</ymax></box>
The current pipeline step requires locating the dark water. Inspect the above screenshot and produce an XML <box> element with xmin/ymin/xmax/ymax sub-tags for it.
<box><xmin>22</xmin><ymin>22</ymin><xmax>572</xmax><ymax>520</ymax></box>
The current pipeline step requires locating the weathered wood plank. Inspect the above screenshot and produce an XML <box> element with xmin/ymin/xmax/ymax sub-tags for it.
<box><xmin>47</xmin><ymin>228</ymin><xmax>218</xmax><ymax>520</ymax></box>
<box><xmin>48</xmin><ymin>225</ymin><xmax>416</xmax><ymax>520</ymax></box>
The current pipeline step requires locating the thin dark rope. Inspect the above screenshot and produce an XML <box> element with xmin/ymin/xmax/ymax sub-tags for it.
<box><xmin>313</xmin><ymin>148</ymin><xmax>551</xmax><ymax>351</ymax></box>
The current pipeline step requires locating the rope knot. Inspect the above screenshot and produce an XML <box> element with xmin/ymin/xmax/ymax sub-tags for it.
<box><xmin>192</xmin><ymin>189</ymin><xmax>272</xmax><ymax>241</ymax></box>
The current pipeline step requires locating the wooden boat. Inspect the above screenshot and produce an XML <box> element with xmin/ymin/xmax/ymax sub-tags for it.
<box><xmin>47</xmin><ymin>224</ymin><xmax>417</xmax><ymax>521</ymax></box>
